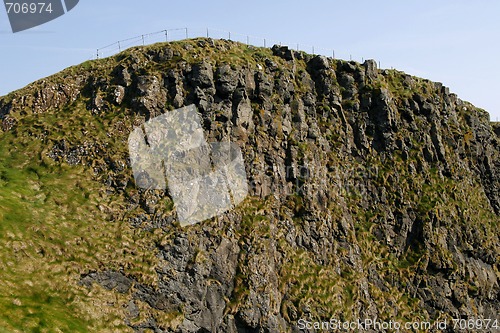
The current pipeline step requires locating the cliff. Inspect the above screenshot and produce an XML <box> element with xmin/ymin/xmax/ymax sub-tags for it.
<box><xmin>0</xmin><ymin>38</ymin><xmax>498</xmax><ymax>332</ymax></box>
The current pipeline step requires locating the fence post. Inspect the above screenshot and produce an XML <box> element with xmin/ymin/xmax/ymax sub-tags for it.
<box><xmin>229</xmin><ymin>32</ymin><xmax>231</xmax><ymax>40</ymax></box>
<box><xmin>264</xmin><ymin>38</ymin><xmax>266</xmax><ymax>48</ymax></box>
<box><xmin>312</xmin><ymin>46</ymin><xmax>315</xmax><ymax>55</ymax></box>
<box><xmin>165</xmin><ymin>30</ymin><xmax>168</xmax><ymax>42</ymax></box>
<box><xmin>142</xmin><ymin>35</ymin><xmax>145</xmax><ymax>45</ymax></box>
<box><xmin>96</xmin><ymin>49</ymin><xmax>99</xmax><ymax>59</ymax></box>
<box><xmin>118</xmin><ymin>41</ymin><xmax>121</xmax><ymax>52</ymax></box>
<box><xmin>206</xmin><ymin>28</ymin><xmax>209</xmax><ymax>38</ymax></box>
<box><xmin>185</xmin><ymin>28</ymin><xmax>188</xmax><ymax>39</ymax></box>
<box><xmin>297</xmin><ymin>44</ymin><xmax>299</xmax><ymax>51</ymax></box>
<box><xmin>332</xmin><ymin>50</ymin><xmax>335</xmax><ymax>58</ymax></box>
<box><xmin>247</xmin><ymin>36</ymin><xmax>249</xmax><ymax>45</ymax></box>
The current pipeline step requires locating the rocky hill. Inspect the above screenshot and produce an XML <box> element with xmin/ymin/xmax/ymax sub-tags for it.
<box><xmin>0</xmin><ymin>38</ymin><xmax>499</xmax><ymax>332</ymax></box>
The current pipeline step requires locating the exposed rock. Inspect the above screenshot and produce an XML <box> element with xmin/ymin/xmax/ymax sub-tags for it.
<box><xmin>80</xmin><ymin>270</ymin><xmax>133</xmax><ymax>293</ymax></box>
<box><xmin>133</xmin><ymin>75</ymin><xmax>167</xmax><ymax>118</ymax></box>
<box><xmin>272</xmin><ymin>45</ymin><xmax>295</xmax><ymax>61</ymax></box>
<box><xmin>363</xmin><ymin>59</ymin><xmax>378</xmax><ymax>81</ymax></box>
<box><xmin>254</xmin><ymin>71</ymin><xmax>273</xmax><ymax>100</ymax></box>
<box><xmin>190</xmin><ymin>61</ymin><xmax>215</xmax><ymax>89</ymax></box>
<box><xmin>492</xmin><ymin>123</ymin><xmax>500</xmax><ymax>137</ymax></box>
<box><xmin>152</xmin><ymin>47</ymin><xmax>174</xmax><ymax>62</ymax></box>
<box><xmin>114</xmin><ymin>64</ymin><xmax>133</xmax><ymax>86</ymax></box>
<box><xmin>113</xmin><ymin>85</ymin><xmax>126</xmax><ymax>105</ymax></box>
<box><xmin>308</xmin><ymin>55</ymin><xmax>330</xmax><ymax>70</ymax></box>
<box><xmin>215</xmin><ymin>64</ymin><xmax>238</xmax><ymax>97</ymax></box>
<box><xmin>232</xmin><ymin>88</ymin><xmax>254</xmax><ymax>130</ymax></box>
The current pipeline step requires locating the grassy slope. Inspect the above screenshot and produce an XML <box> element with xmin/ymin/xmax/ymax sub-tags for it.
<box><xmin>0</xmin><ymin>101</ymin><xmax>163</xmax><ymax>332</ymax></box>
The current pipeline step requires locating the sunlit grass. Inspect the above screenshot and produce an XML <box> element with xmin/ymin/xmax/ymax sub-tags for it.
<box><xmin>0</xmin><ymin>107</ymin><xmax>159</xmax><ymax>332</ymax></box>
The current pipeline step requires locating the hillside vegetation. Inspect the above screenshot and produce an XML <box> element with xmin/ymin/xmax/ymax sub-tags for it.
<box><xmin>0</xmin><ymin>38</ymin><xmax>498</xmax><ymax>332</ymax></box>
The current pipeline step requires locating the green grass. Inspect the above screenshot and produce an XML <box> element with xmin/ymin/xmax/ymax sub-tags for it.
<box><xmin>0</xmin><ymin>104</ymin><xmax>161</xmax><ymax>332</ymax></box>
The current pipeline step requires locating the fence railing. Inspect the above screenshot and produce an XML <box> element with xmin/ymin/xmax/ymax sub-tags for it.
<box><xmin>95</xmin><ymin>27</ymin><xmax>380</xmax><ymax>67</ymax></box>
<box><xmin>96</xmin><ymin>28</ymin><xmax>189</xmax><ymax>59</ymax></box>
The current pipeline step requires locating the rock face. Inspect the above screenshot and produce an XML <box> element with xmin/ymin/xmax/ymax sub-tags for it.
<box><xmin>0</xmin><ymin>39</ymin><xmax>499</xmax><ymax>332</ymax></box>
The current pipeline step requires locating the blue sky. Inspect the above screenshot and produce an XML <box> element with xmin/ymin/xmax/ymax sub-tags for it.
<box><xmin>1</xmin><ymin>0</ymin><xmax>499</xmax><ymax>120</ymax></box>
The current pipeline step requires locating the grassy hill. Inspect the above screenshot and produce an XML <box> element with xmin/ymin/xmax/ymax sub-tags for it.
<box><xmin>0</xmin><ymin>38</ymin><xmax>498</xmax><ymax>332</ymax></box>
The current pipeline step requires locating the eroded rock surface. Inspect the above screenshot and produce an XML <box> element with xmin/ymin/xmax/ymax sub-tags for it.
<box><xmin>1</xmin><ymin>39</ymin><xmax>499</xmax><ymax>333</ymax></box>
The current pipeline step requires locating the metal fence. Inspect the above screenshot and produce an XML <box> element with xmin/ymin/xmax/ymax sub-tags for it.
<box><xmin>95</xmin><ymin>27</ymin><xmax>378</xmax><ymax>66</ymax></box>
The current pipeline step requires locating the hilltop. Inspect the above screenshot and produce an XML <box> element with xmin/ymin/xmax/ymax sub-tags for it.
<box><xmin>0</xmin><ymin>38</ymin><xmax>499</xmax><ymax>332</ymax></box>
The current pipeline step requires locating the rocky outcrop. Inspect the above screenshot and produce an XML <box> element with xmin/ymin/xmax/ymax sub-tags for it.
<box><xmin>1</xmin><ymin>38</ymin><xmax>499</xmax><ymax>332</ymax></box>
